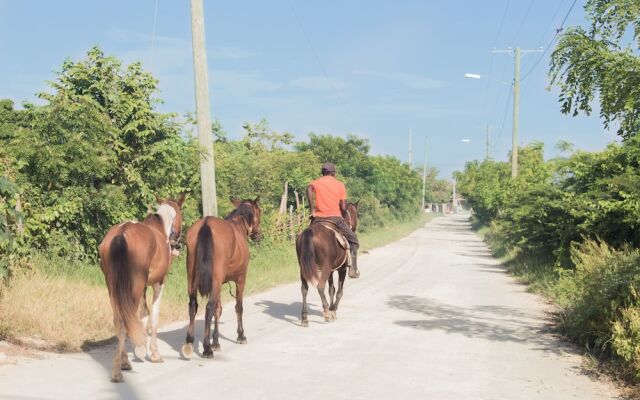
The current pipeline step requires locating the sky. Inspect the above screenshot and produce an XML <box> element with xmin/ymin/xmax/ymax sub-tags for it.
<box><xmin>0</xmin><ymin>0</ymin><xmax>619</xmax><ymax>178</ymax></box>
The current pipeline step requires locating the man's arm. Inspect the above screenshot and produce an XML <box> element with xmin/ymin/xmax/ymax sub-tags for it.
<box><xmin>339</xmin><ymin>199</ymin><xmax>347</xmax><ymax>217</ymax></box>
<box><xmin>306</xmin><ymin>185</ymin><xmax>316</xmax><ymax>215</ymax></box>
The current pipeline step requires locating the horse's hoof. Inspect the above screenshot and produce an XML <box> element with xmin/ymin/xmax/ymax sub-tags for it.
<box><xmin>202</xmin><ymin>348</ymin><xmax>214</xmax><ymax>359</ymax></box>
<box><xmin>323</xmin><ymin>311</ymin><xmax>332</xmax><ymax>322</ymax></box>
<box><xmin>111</xmin><ymin>372</ymin><xmax>124</xmax><ymax>383</ymax></box>
<box><xmin>213</xmin><ymin>343</ymin><xmax>222</xmax><ymax>352</ymax></box>
<box><xmin>301</xmin><ymin>320</ymin><xmax>309</xmax><ymax>328</ymax></box>
<box><xmin>348</xmin><ymin>269</ymin><xmax>360</xmax><ymax>279</ymax></box>
<box><xmin>120</xmin><ymin>361</ymin><xmax>132</xmax><ymax>371</ymax></box>
<box><xmin>134</xmin><ymin>345</ymin><xmax>147</xmax><ymax>360</ymax></box>
<box><xmin>150</xmin><ymin>354</ymin><xmax>164</xmax><ymax>363</ymax></box>
<box><xmin>236</xmin><ymin>336</ymin><xmax>247</xmax><ymax>344</ymax></box>
<box><xmin>181</xmin><ymin>343</ymin><xmax>194</xmax><ymax>359</ymax></box>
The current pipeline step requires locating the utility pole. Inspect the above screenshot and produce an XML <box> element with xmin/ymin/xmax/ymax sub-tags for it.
<box><xmin>408</xmin><ymin>128</ymin><xmax>413</xmax><ymax>169</ymax></box>
<box><xmin>485</xmin><ymin>125</ymin><xmax>490</xmax><ymax>161</ymax></box>
<box><xmin>421</xmin><ymin>137</ymin><xmax>427</xmax><ymax>211</ymax></box>
<box><xmin>452</xmin><ymin>179</ymin><xmax>457</xmax><ymax>213</ymax></box>
<box><xmin>492</xmin><ymin>46</ymin><xmax>542</xmax><ymax>178</ymax></box>
<box><xmin>190</xmin><ymin>0</ymin><xmax>218</xmax><ymax>216</ymax></box>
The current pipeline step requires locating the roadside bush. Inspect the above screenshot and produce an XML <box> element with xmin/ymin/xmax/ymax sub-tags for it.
<box><xmin>556</xmin><ymin>241</ymin><xmax>640</xmax><ymax>378</ymax></box>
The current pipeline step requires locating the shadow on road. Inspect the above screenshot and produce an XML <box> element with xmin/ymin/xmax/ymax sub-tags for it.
<box><xmin>387</xmin><ymin>295</ymin><xmax>570</xmax><ymax>355</ymax></box>
<box><xmin>254</xmin><ymin>300</ymin><xmax>323</xmax><ymax>326</ymax></box>
<box><xmin>82</xmin><ymin>340</ymin><xmax>143</xmax><ymax>399</ymax></box>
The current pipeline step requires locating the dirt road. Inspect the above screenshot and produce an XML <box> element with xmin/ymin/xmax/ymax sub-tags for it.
<box><xmin>0</xmin><ymin>215</ymin><xmax>620</xmax><ymax>399</ymax></box>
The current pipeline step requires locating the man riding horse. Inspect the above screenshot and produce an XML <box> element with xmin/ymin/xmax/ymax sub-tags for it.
<box><xmin>306</xmin><ymin>162</ymin><xmax>360</xmax><ymax>278</ymax></box>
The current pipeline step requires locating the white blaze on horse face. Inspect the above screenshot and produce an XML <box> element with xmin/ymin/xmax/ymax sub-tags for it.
<box><xmin>156</xmin><ymin>203</ymin><xmax>176</xmax><ymax>238</ymax></box>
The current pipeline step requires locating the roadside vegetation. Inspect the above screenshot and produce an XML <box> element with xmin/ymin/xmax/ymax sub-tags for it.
<box><xmin>455</xmin><ymin>0</ymin><xmax>640</xmax><ymax>384</ymax></box>
<box><xmin>0</xmin><ymin>47</ymin><xmax>448</xmax><ymax>350</ymax></box>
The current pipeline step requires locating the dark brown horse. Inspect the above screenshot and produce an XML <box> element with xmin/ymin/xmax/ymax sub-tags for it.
<box><xmin>181</xmin><ymin>198</ymin><xmax>262</xmax><ymax>359</ymax></box>
<box><xmin>296</xmin><ymin>201</ymin><xmax>359</xmax><ymax>326</ymax></box>
<box><xmin>99</xmin><ymin>194</ymin><xmax>186</xmax><ymax>382</ymax></box>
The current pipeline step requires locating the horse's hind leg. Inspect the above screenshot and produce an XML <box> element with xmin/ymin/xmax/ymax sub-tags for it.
<box><xmin>181</xmin><ymin>292</ymin><xmax>198</xmax><ymax>359</ymax></box>
<box><xmin>330</xmin><ymin>267</ymin><xmax>347</xmax><ymax>319</ymax></box>
<box><xmin>317</xmin><ymin>276</ymin><xmax>334</xmax><ymax>322</ymax></box>
<box><xmin>139</xmin><ymin>287</ymin><xmax>150</xmax><ymax>334</ymax></box>
<box><xmin>235</xmin><ymin>279</ymin><xmax>247</xmax><ymax>344</ymax></box>
<box><xmin>148</xmin><ymin>283</ymin><xmax>164</xmax><ymax>363</ymax></box>
<box><xmin>111</xmin><ymin>317</ymin><xmax>126</xmax><ymax>383</ymax></box>
<box><xmin>328</xmin><ymin>272</ymin><xmax>336</xmax><ymax>309</ymax></box>
<box><xmin>301</xmin><ymin>275</ymin><xmax>309</xmax><ymax>327</ymax></box>
<box><xmin>202</xmin><ymin>295</ymin><xmax>215</xmax><ymax>358</ymax></box>
<box><xmin>212</xmin><ymin>284</ymin><xmax>222</xmax><ymax>351</ymax></box>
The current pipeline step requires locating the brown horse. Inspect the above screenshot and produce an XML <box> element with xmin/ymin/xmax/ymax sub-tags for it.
<box><xmin>99</xmin><ymin>194</ymin><xmax>186</xmax><ymax>382</ymax></box>
<box><xmin>181</xmin><ymin>197</ymin><xmax>262</xmax><ymax>359</ymax></box>
<box><xmin>296</xmin><ymin>201</ymin><xmax>359</xmax><ymax>326</ymax></box>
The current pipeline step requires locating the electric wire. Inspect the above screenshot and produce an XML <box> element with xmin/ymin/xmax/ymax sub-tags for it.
<box><xmin>510</xmin><ymin>0</ymin><xmax>534</xmax><ymax>46</ymax></box>
<box><xmin>288</xmin><ymin>1</ymin><xmax>349</xmax><ymax>111</ymax></box>
<box><xmin>149</xmin><ymin>0</ymin><xmax>159</xmax><ymax>71</ymax></box>
<box><xmin>481</xmin><ymin>0</ymin><xmax>511</xmax><ymax>125</ymax></box>
<box><xmin>520</xmin><ymin>0</ymin><xmax>579</xmax><ymax>82</ymax></box>
<box><xmin>492</xmin><ymin>85</ymin><xmax>514</xmax><ymax>152</ymax></box>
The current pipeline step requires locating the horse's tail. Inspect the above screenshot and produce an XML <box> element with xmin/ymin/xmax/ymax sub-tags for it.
<box><xmin>109</xmin><ymin>234</ymin><xmax>145</xmax><ymax>347</ymax></box>
<box><xmin>298</xmin><ymin>228</ymin><xmax>318</xmax><ymax>284</ymax></box>
<box><xmin>195</xmin><ymin>221</ymin><xmax>214</xmax><ymax>296</ymax></box>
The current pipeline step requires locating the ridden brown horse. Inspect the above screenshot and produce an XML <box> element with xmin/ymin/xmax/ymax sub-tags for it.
<box><xmin>296</xmin><ymin>201</ymin><xmax>359</xmax><ymax>326</ymax></box>
<box><xmin>181</xmin><ymin>198</ymin><xmax>262</xmax><ymax>359</ymax></box>
<box><xmin>99</xmin><ymin>194</ymin><xmax>186</xmax><ymax>382</ymax></box>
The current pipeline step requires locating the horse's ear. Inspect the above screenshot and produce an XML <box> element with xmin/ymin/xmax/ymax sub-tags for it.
<box><xmin>254</xmin><ymin>196</ymin><xmax>260</xmax><ymax>205</ymax></box>
<box><xmin>230</xmin><ymin>197</ymin><xmax>241</xmax><ymax>207</ymax></box>
<box><xmin>154</xmin><ymin>194</ymin><xmax>166</xmax><ymax>204</ymax></box>
<box><xmin>354</xmin><ymin>199</ymin><xmax>360</xmax><ymax>208</ymax></box>
<box><xmin>177</xmin><ymin>192</ymin><xmax>187</xmax><ymax>207</ymax></box>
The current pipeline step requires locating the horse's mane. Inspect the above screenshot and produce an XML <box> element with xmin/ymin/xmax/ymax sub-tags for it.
<box><xmin>144</xmin><ymin>213</ymin><xmax>163</xmax><ymax>226</ymax></box>
<box><xmin>225</xmin><ymin>202</ymin><xmax>254</xmax><ymax>226</ymax></box>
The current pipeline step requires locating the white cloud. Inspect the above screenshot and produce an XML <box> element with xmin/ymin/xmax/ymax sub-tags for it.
<box><xmin>211</xmin><ymin>69</ymin><xmax>282</xmax><ymax>96</ymax></box>
<box><xmin>355</xmin><ymin>69</ymin><xmax>447</xmax><ymax>90</ymax></box>
<box><xmin>289</xmin><ymin>76</ymin><xmax>346</xmax><ymax>92</ymax></box>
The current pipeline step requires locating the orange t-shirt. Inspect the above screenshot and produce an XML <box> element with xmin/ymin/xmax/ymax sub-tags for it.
<box><xmin>310</xmin><ymin>176</ymin><xmax>347</xmax><ymax>218</ymax></box>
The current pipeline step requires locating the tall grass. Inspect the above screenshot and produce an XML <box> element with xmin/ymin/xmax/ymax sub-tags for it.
<box><xmin>0</xmin><ymin>213</ymin><xmax>436</xmax><ymax>351</ymax></box>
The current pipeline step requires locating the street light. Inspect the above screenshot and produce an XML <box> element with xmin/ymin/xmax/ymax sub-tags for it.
<box><xmin>463</xmin><ymin>73</ymin><xmax>510</xmax><ymax>85</ymax></box>
<box><xmin>464</xmin><ymin>71</ymin><xmax>518</xmax><ymax>175</ymax></box>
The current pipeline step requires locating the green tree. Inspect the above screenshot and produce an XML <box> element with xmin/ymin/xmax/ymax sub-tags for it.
<box><xmin>550</xmin><ymin>0</ymin><xmax>640</xmax><ymax>139</ymax></box>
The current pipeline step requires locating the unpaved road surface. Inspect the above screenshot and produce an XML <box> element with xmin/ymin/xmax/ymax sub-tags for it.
<box><xmin>0</xmin><ymin>215</ymin><xmax>621</xmax><ymax>399</ymax></box>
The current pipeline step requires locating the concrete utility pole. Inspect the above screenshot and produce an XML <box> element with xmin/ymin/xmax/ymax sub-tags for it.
<box><xmin>452</xmin><ymin>179</ymin><xmax>457</xmax><ymax>213</ymax></box>
<box><xmin>408</xmin><ymin>128</ymin><xmax>413</xmax><ymax>168</ymax></box>
<box><xmin>485</xmin><ymin>125</ymin><xmax>490</xmax><ymax>161</ymax></box>
<box><xmin>190</xmin><ymin>0</ymin><xmax>218</xmax><ymax>216</ymax></box>
<box><xmin>421</xmin><ymin>137</ymin><xmax>427</xmax><ymax>211</ymax></box>
<box><xmin>492</xmin><ymin>47</ymin><xmax>542</xmax><ymax>178</ymax></box>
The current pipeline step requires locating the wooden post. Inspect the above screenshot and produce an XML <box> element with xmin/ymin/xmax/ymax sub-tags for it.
<box><xmin>190</xmin><ymin>0</ymin><xmax>218</xmax><ymax>216</ymax></box>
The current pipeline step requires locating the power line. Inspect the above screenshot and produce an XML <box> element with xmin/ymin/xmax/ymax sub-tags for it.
<box><xmin>534</xmin><ymin>0</ymin><xmax>567</xmax><ymax>48</ymax></box>
<box><xmin>492</xmin><ymin>85</ymin><xmax>514</xmax><ymax>152</ymax></box>
<box><xmin>510</xmin><ymin>0</ymin><xmax>534</xmax><ymax>46</ymax></box>
<box><xmin>481</xmin><ymin>0</ymin><xmax>511</xmax><ymax>125</ymax></box>
<box><xmin>520</xmin><ymin>0</ymin><xmax>579</xmax><ymax>82</ymax></box>
<box><xmin>288</xmin><ymin>1</ymin><xmax>349</xmax><ymax>111</ymax></box>
<box><xmin>149</xmin><ymin>0</ymin><xmax>159</xmax><ymax>71</ymax></box>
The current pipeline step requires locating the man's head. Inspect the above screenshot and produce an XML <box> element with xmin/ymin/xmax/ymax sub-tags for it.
<box><xmin>321</xmin><ymin>162</ymin><xmax>336</xmax><ymax>176</ymax></box>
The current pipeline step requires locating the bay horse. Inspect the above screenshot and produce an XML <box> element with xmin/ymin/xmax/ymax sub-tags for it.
<box><xmin>99</xmin><ymin>193</ymin><xmax>186</xmax><ymax>382</ymax></box>
<box><xmin>181</xmin><ymin>197</ymin><xmax>262</xmax><ymax>359</ymax></box>
<box><xmin>296</xmin><ymin>201</ymin><xmax>359</xmax><ymax>326</ymax></box>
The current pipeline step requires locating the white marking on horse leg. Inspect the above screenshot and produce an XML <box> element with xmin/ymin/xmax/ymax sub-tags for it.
<box><xmin>111</xmin><ymin>320</ymin><xmax>126</xmax><ymax>382</ymax></box>
<box><xmin>149</xmin><ymin>284</ymin><xmax>164</xmax><ymax>362</ymax></box>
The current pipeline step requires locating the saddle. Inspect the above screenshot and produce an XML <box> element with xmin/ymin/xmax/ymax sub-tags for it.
<box><xmin>312</xmin><ymin>219</ymin><xmax>351</xmax><ymax>270</ymax></box>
